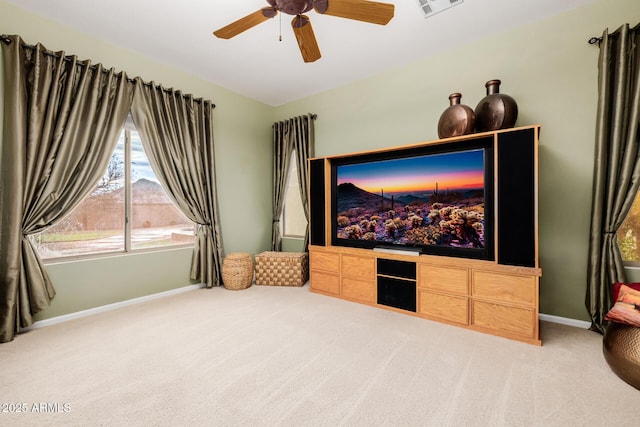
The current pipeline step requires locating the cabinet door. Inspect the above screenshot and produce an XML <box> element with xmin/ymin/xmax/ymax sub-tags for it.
<box><xmin>418</xmin><ymin>290</ymin><xmax>468</xmax><ymax>325</ymax></box>
<box><xmin>471</xmin><ymin>300</ymin><xmax>536</xmax><ymax>339</ymax></box>
<box><xmin>310</xmin><ymin>251</ymin><xmax>340</xmax><ymax>273</ymax></box>
<box><xmin>342</xmin><ymin>277</ymin><xmax>376</xmax><ymax>303</ymax></box>
<box><xmin>419</xmin><ymin>265</ymin><xmax>469</xmax><ymax>295</ymax></box>
<box><xmin>472</xmin><ymin>271</ymin><xmax>536</xmax><ymax>305</ymax></box>
<box><xmin>341</xmin><ymin>254</ymin><xmax>375</xmax><ymax>280</ymax></box>
<box><xmin>310</xmin><ymin>270</ymin><xmax>340</xmax><ymax>295</ymax></box>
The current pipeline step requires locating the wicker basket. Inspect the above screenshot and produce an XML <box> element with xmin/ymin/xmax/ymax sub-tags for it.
<box><xmin>222</xmin><ymin>253</ymin><xmax>254</xmax><ymax>290</ymax></box>
<box><xmin>255</xmin><ymin>251</ymin><xmax>308</xmax><ymax>287</ymax></box>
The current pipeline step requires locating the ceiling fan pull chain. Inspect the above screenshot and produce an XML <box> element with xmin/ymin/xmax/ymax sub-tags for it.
<box><xmin>279</xmin><ymin>12</ymin><xmax>282</xmax><ymax>41</ymax></box>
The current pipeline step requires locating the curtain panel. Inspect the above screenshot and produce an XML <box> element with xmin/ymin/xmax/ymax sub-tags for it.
<box><xmin>271</xmin><ymin>121</ymin><xmax>292</xmax><ymax>251</ymax></box>
<box><xmin>0</xmin><ymin>35</ymin><xmax>133</xmax><ymax>343</ymax></box>
<box><xmin>292</xmin><ymin>116</ymin><xmax>315</xmax><ymax>251</ymax></box>
<box><xmin>586</xmin><ymin>23</ymin><xmax>640</xmax><ymax>333</ymax></box>
<box><xmin>271</xmin><ymin>114</ymin><xmax>315</xmax><ymax>251</ymax></box>
<box><xmin>130</xmin><ymin>78</ymin><xmax>224</xmax><ymax>287</ymax></box>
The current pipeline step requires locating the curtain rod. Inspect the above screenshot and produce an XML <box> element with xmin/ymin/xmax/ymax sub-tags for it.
<box><xmin>275</xmin><ymin>114</ymin><xmax>317</xmax><ymax>122</ymax></box>
<box><xmin>588</xmin><ymin>36</ymin><xmax>603</xmax><ymax>46</ymax></box>
<box><xmin>588</xmin><ymin>22</ymin><xmax>640</xmax><ymax>46</ymax></box>
<box><xmin>0</xmin><ymin>34</ymin><xmax>216</xmax><ymax>109</ymax></box>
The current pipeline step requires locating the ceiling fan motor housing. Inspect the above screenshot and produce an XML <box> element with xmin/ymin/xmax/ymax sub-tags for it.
<box><xmin>269</xmin><ymin>0</ymin><xmax>314</xmax><ymax>15</ymax></box>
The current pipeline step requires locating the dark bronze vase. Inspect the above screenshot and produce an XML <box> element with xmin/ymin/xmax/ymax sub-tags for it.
<box><xmin>474</xmin><ymin>79</ymin><xmax>518</xmax><ymax>132</ymax></box>
<box><xmin>437</xmin><ymin>93</ymin><xmax>476</xmax><ymax>139</ymax></box>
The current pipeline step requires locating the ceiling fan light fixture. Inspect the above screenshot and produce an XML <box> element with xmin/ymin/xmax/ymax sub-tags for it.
<box><xmin>262</xmin><ymin>7</ymin><xmax>278</xmax><ymax>18</ymax></box>
<box><xmin>313</xmin><ymin>0</ymin><xmax>329</xmax><ymax>14</ymax></box>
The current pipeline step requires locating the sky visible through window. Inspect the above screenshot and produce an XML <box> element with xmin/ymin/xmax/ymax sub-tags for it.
<box><xmin>110</xmin><ymin>133</ymin><xmax>158</xmax><ymax>187</ymax></box>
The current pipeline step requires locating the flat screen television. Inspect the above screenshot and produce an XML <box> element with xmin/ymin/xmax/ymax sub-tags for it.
<box><xmin>331</xmin><ymin>138</ymin><xmax>494</xmax><ymax>260</ymax></box>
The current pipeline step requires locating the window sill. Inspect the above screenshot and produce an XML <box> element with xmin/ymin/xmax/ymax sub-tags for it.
<box><xmin>42</xmin><ymin>244</ymin><xmax>194</xmax><ymax>265</ymax></box>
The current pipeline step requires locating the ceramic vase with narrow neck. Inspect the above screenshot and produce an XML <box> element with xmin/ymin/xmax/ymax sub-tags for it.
<box><xmin>474</xmin><ymin>79</ymin><xmax>518</xmax><ymax>132</ymax></box>
<box><xmin>437</xmin><ymin>93</ymin><xmax>476</xmax><ymax>139</ymax></box>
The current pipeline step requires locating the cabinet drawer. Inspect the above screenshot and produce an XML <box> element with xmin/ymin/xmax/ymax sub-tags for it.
<box><xmin>342</xmin><ymin>254</ymin><xmax>375</xmax><ymax>280</ymax></box>
<box><xmin>310</xmin><ymin>251</ymin><xmax>340</xmax><ymax>273</ymax></box>
<box><xmin>472</xmin><ymin>300</ymin><xmax>535</xmax><ymax>338</ymax></box>
<box><xmin>418</xmin><ymin>290</ymin><xmax>468</xmax><ymax>325</ymax></box>
<box><xmin>419</xmin><ymin>265</ymin><xmax>469</xmax><ymax>295</ymax></box>
<box><xmin>472</xmin><ymin>271</ymin><xmax>536</xmax><ymax>305</ymax></box>
<box><xmin>342</xmin><ymin>278</ymin><xmax>376</xmax><ymax>303</ymax></box>
<box><xmin>310</xmin><ymin>270</ymin><xmax>340</xmax><ymax>295</ymax></box>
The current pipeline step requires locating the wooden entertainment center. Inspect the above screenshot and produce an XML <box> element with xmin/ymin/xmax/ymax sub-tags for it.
<box><xmin>307</xmin><ymin>126</ymin><xmax>542</xmax><ymax>345</ymax></box>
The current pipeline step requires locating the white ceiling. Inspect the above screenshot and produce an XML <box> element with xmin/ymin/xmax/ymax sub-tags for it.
<box><xmin>5</xmin><ymin>0</ymin><xmax>596</xmax><ymax>106</ymax></box>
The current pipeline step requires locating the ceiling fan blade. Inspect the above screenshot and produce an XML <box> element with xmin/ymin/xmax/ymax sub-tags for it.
<box><xmin>292</xmin><ymin>15</ymin><xmax>321</xmax><ymax>63</ymax></box>
<box><xmin>314</xmin><ymin>0</ymin><xmax>394</xmax><ymax>25</ymax></box>
<box><xmin>213</xmin><ymin>8</ymin><xmax>277</xmax><ymax>39</ymax></box>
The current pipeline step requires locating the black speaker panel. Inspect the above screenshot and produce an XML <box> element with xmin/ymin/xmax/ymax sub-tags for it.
<box><xmin>497</xmin><ymin>128</ymin><xmax>536</xmax><ymax>267</ymax></box>
<box><xmin>377</xmin><ymin>276</ymin><xmax>417</xmax><ymax>312</ymax></box>
<box><xmin>377</xmin><ymin>258</ymin><xmax>416</xmax><ymax>280</ymax></box>
<box><xmin>309</xmin><ymin>159</ymin><xmax>326</xmax><ymax>246</ymax></box>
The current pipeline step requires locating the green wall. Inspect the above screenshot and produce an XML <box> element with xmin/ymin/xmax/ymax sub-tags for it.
<box><xmin>0</xmin><ymin>1</ymin><xmax>274</xmax><ymax>320</ymax></box>
<box><xmin>274</xmin><ymin>0</ymin><xmax>640</xmax><ymax>321</ymax></box>
<box><xmin>2</xmin><ymin>0</ymin><xmax>640</xmax><ymax>323</ymax></box>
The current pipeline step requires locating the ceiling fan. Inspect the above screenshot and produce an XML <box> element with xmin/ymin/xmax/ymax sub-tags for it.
<box><xmin>213</xmin><ymin>0</ymin><xmax>395</xmax><ymax>63</ymax></box>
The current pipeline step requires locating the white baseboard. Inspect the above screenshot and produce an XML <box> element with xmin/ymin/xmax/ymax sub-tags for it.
<box><xmin>539</xmin><ymin>313</ymin><xmax>591</xmax><ymax>329</ymax></box>
<box><xmin>21</xmin><ymin>284</ymin><xmax>203</xmax><ymax>332</ymax></box>
<box><xmin>22</xmin><ymin>286</ymin><xmax>593</xmax><ymax>333</ymax></box>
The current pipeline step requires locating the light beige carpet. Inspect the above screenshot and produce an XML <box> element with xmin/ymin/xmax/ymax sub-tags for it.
<box><xmin>0</xmin><ymin>284</ymin><xmax>637</xmax><ymax>426</ymax></box>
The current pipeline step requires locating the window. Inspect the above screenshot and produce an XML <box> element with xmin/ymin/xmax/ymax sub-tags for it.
<box><xmin>33</xmin><ymin>125</ymin><xmax>195</xmax><ymax>259</ymax></box>
<box><xmin>618</xmin><ymin>192</ymin><xmax>640</xmax><ymax>263</ymax></box>
<box><xmin>282</xmin><ymin>152</ymin><xmax>308</xmax><ymax>238</ymax></box>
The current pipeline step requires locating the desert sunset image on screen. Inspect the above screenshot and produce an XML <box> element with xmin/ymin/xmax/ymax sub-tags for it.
<box><xmin>336</xmin><ymin>148</ymin><xmax>485</xmax><ymax>249</ymax></box>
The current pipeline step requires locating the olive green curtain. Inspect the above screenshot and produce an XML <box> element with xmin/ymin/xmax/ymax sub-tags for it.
<box><xmin>271</xmin><ymin>121</ymin><xmax>292</xmax><ymax>251</ymax></box>
<box><xmin>271</xmin><ymin>114</ymin><xmax>315</xmax><ymax>251</ymax></box>
<box><xmin>0</xmin><ymin>35</ymin><xmax>133</xmax><ymax>343</ymax></box>
<box><xmin>292</xmin><ymin>115</ymin><xmax>315</xmax><ymax>251</ymax></box>
<box><xmin>130</xmin><ymin>78</ymin><xmax>223</xmax><ymax>287</ymax></box>
<box><xmin>586</xmin><ymin>23</ymin><xmax>640</xmax><ymax>334</ymax></box>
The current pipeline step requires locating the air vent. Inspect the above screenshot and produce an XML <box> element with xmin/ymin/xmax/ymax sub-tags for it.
<box><xmin>417</xmin><ymin>0</ymin><xmax>464</xmax><ymax>18</ymax></box>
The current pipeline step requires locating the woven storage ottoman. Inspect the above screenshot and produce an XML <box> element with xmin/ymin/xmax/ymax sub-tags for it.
<box><xmin>255</xmin><ymin>251</ymin><xmax>309</xmax><ymax>287</ymax></box>
<box><xmin>222</xmin><ymin>252</ymin><xmax>254</xmax><ymax>290</ymax></box>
